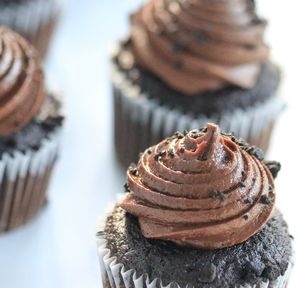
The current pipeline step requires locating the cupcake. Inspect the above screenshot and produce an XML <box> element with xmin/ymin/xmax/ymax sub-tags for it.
<box><xmin>112</xmin><ymin>0</ymin><xmax>284</xmax><ymax>167</ymax></box>
<box><xmin>97</xmin><ymin>123</ymin><xmax>293</xmax><ymax>287</ymax></box>
<box><xmin>0</xmin><ymin>0</ymin><xmax>63</xmax><ymax>58</ymax></box>
<box><xmin>0</xmin><ymin>27</ymin><xmax>64</xmax><ymax>232</ymax></box>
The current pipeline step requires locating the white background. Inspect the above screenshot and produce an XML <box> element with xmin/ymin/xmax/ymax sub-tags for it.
<box><xmin>0</xmin><ymin>0</ymin><xmax>299</xmax><ymax>287</ymax></box>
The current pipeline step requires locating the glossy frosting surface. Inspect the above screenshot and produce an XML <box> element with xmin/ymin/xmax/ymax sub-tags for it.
<box><xmin>121</xmin><ymin>123</ymin><xmax>275</xmax><ymax>249</ymax></box>
<box><xmin>128</xmin><ymin>0</ymin><xmax>269</xmax><ymax>94</ymax></box>
<box><xmin>0</xmin><ymin>27</ymin><xmax>45</xmax><ymax>136</ymax></box>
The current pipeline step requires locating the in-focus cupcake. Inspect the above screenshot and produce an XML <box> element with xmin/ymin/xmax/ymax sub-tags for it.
<box><xmin>0</xmin><ymin>0</ymin><xmax>63</xmax><ymax>58</ymax></box>
<box><xmin>0</xmin><ymin>27</ymin><xmax>64</xmax><ymax>232</ymax></box>
<box><xmin>112</xmin><ymin>0</ymin><xmax>284</xmax><ymax>167</ymax></box>
<box><xmin>97</xmin><ymin>123</ymin><xmax>293</xmax><ymax>288</ymax></box>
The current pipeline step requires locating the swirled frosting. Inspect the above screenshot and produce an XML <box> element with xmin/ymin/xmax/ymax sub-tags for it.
<box><xmin>120</xmin><ymin>123</ymin><xmax>276</xmax><ymax>249</ymax></box>
<box><xmin>0</xmin><ymin>26</ymin><xmax>45</xmax><ymax>136</ymax></box>
<box><xmin>127</xmin><ymin>0</ymin><xmax>269</xmax><ymax>94</ymax></box>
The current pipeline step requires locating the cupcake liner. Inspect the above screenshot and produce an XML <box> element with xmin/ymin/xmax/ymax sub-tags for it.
<box><xmin>96</xmin><ymin>226</ymin><xmax>294</xmax><ymax>288</ymax></box>
<box><xmin>0</xmin><ymin>0</ymin><xmax>63</xmax><ymax>57</ymax></box>
<box><xmin>0</xmin><ymin>128</ymin><xmax>62</xmax><ymax>232</ymax></box>
<box><xmin>112</xmin><ymin>64</ymin><xmax>285</xmax><ymax>167</ymax></box>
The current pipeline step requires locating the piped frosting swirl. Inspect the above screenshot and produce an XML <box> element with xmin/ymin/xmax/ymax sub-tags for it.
<box><xmin>121</xmin><ymin>123</ymin><xmax>276</xmax><ymax>249</ymax></box>
<box><xmin>127</xmin><ymin>0</ymin><xmax>269</xmax><ymax>94</ymax></box>
<box><xmin>0</xmin><ymin>26</ymin><xmax>45</xmax><ymax>136</ymax></box>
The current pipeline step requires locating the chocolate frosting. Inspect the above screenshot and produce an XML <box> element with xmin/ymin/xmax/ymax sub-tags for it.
<box><xmin>121</xmin><ymin>123</ymin><xmax>276</xmax><ymax>249</ymax></box>
<box><xmin>0</xmin><ymin>26</ymin><xmax>45</xmax><ymax>136</ymax></box>
<box><xmin>128</xmin><ymin>0</ymin><xmax>269</xmax><ymax>94</ymax></box>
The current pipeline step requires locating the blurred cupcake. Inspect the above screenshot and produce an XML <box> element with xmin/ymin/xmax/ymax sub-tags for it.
<box><xmin>112</xmin><ymin>0</ymin><xmax>284</xmax><ymax>167</ymax></box>
<box><xmin>0</xmin><ymin>0</ymin><xmax>63</xmax><ymax>58</ymax></box>
<box><xmin>0</xmin><ymin>27</ymin><xmax>64</xmax><ymax>232</ymax></box>
<box><xmin>97</xmin><ymin>123</ymin><xmax>293</xmax><ymax>288</ymax></box>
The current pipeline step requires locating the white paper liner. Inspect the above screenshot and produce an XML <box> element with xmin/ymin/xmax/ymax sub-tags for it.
<box><xmin>112</xmin><ymin>63</ymin><xmax>285</xmax><ymax>167</ymax></box>
<box><xmin>0</xmin><ymin>128</ymin><xmax>62</xmax><ymax>232</ymax></box>
<box><xmin>0</xmin><ymin>0</ymin><xmax>64</xmax><ymax>57</ymax></box>
<box><xmin>96</xmin><ymin>219</ymin><xmax>294</xmax><ymax>288</ymax></box>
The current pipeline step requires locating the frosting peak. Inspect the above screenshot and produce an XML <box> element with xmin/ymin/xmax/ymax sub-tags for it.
<box><xmin>0</xmin><ymin>27</ymin><xmax>45</xmax><ymax>136</ymax></box>
<box><xmin>127</xmin><ymin>0</ymin><xmax>269</xmax><ymax>94</ymax></box>
<box><xmin>120</xmin><ymin>123</ymin><xmax>276</xmax><ymax>249</ymax></box>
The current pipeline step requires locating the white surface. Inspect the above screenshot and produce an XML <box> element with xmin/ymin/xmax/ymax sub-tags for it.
<box><xmin>0</xmin><ymin>1</ymin><xmax>299</xmax><ymax>287</ymax></box>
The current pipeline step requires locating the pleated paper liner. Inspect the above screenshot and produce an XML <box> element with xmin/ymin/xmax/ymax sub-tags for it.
<box><xmin>0</xmin><ymin>0</ymin><xmax>63</xmax><ymax>58</ymax></box>
<box><xmin>96</xmin><ymin>223</ymin><xmax>294</xmax><ymax>288</ymax></box>
<box><xmin>112</xmin><ymin>64</ymin><xmax>285</xmax><ymax>168</ymax></box>
<box><xmin>0</xmin><ymin>129</ymin><xmax>61</xmax><ymax>233</ymax></box>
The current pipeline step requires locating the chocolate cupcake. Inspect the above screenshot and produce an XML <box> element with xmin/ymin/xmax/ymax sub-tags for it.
<box><xmin>0</xmin><ymin>0</ymin><xmax>63</xmax><ymax>58</ymax></box>
<box><xmin>97</xmin><ymin>123</ymin><xmax>293</xmax><ymax>287</ymax></box>
<box><xmin>112</xmin><ymin>0</ymin><xmax>284</xmax><ymax>167</ymax></box>
<box><xmin>0</xmin><ymin>27</ymin><xmax>64</xmax><ymax>232</ymax></box>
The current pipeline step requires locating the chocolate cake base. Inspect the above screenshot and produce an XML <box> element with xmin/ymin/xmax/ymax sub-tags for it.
<box><xmin>0</xmin><ymin>117</ymin><xmax>63</xmax><ymax>157</ymax></box>
<box><xmin>100</xmin><ymin>206</ymin><xmax>293</xmax><ymax>288</ymax></box>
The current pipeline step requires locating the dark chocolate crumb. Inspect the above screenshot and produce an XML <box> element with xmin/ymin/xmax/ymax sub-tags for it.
<box><xmin>153</xmin><ymin>150</ymin><xmax>167</xmax><ymax>161</ymax></box>
<box><xmin>210</xmin><ymin>190</ymin><xmax>226</xmax><ymax>201</ymax></box>
<box><xmin>241</xmin><ymin>170</ymin><xmax>246</xmax><ymax>177</ymax></box>
<box><xmin>263</xmin><ymin>161</ymin><xmax>281</xmax><ymax>179</ymax></box>
<box><xmin>243</xmin><ymin>261</ymin><xmax>266</xmax><ymax>283</ymax></box>
<box><xmin>159</xmin><ymin>150</ymin><xmax>167</xmax><ymax>158</ymax></box>
<box><xmin>222</xmin><ymin>132</ymin><xmax>233</xmax><ymax>137</ymax></box>
<box><xmin>240</xmin><ymin>182</ymin><xmax>246</xmax><ymax>188</ymax></box>
<box><xmin>190</xmin><ymin>130</ymin><xmax>203</xmax><ymax>139</ymax></box>
<box><xmin>210</xmin><ymin>190</ymin><xmax>219</xmax><ymax>199</ymax></box>
<box><xmin>198</xmin><ymin>263</ymin><xmax>217</xmax><ymax>283</ymax></box>
<box><xmin>261</xmin><ymin>195</ymin><xmax>272</xmax><ymax>205</ymax></box>
<box><xmin>147</xmin><ymin>149</ymin><xmax>152</xmax><ymax>155</ymax></box>
<box><xmin>199</xmin><ymin>127</ymin><xmax>208</xmax><ymax>133</ymax></box>
<box><xmin>168</xmin><ymin>149</ymin><xmax>175</xmax><ymax>158</ymax></box>
<box><xmin>244</xmin><ymin>197</ymin><xmax>254</xmax><ymax>205</ymax></box>
<box><xmin>124</xmin><ymin>183</ymin><xmax>130</xmax><ymax>192</ymax></box>
<box><xmin>129</xmin><ymin>164</ymin><xmax>138</xmax><ymax>176</ymax></box>
<box><xmin>244</xmin><ymin>146</ymin><xmax>265</xmax><ymax>160</ymax></box>
<box><xmin>174</xmin><ymin>131</ymin><xmax>184</xmax><ymax>139</ymax></box>
<box><xmin>243</xmin><ymin>214</ymin><xmax>249</xmax><ymax>220</ymax></box>
<box><xmin>231</xmin><ymin>136</ymin><xmax>238</xmax><ymax>142</ymax></box>
<box><xmin>154</xmin><ymin>154</ymin><xmax>161</xmax><ymax>161</ymax></box>
<box><xmin>268</xmin><ymin>185</ymin><xmax>273</xmax><ymax>192</ymax></box>
<box><xmin>199</xmin><ymin>151</ymin><xmax>208</xmax><ymax>161</ymax></box>
<box><xmin>219</xmin><ymin>193</ymin><xmax>226</xmax><ymax>202</ymax></box>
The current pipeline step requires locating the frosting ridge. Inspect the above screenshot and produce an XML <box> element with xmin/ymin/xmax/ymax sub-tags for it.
<box><xmin>121</xmin><ymin>123</ymin><xmax>276</xmax><ymax>249</ymax></box>
<box><xmin>0</xmin><ymin>26</ymin><xmax>45</xmax><ymax>136</ymax></box>
<box><xmin>127</xmin><ymin>0</ymin><xmax>269</xmax><ymax>94</ymax></box>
